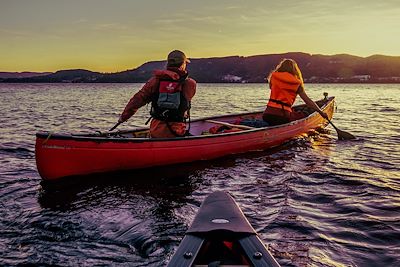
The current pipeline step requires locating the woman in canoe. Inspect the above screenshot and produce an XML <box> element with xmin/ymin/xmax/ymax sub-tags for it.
<box><xmin>263</xmin><ymin>58</ymin><xmax>328</xmax><ymax>126</ymax></box>
<box><xmin>118</xmin><ymin>50</ymin><xmax>197</xmax><ymax>138</ymax></box>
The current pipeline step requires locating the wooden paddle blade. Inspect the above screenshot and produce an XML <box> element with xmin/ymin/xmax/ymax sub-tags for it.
<box><xmin>337</xmin><ymin>128</ymin><xmax>356</xmax><ymax>140</ymax></box>
<box><xmin>327</xmin><ymin>118</ymin><xmax>355</xmax><ymax>140</ymax></box>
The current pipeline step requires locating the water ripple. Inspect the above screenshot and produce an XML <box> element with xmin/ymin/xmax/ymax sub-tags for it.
<box><xmin>1</xmin><ymin>83</ymin><xmax>400</xmax><ymax>266</ymax></box>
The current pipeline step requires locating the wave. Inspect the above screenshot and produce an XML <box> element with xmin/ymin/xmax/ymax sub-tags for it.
<box><xmin>0</xmin><ymin>146</ymin><xmax>34</xmax><ymax>158</ymax></box>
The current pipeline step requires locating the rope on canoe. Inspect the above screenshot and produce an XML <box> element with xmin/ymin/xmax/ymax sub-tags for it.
<box><xmin>42</xmin><ymin>132</ymin><xmax>53</xmax><ymax>145</ymax></box>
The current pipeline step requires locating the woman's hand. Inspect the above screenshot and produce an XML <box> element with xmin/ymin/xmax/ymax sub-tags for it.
<box><xmin>299</xmin><ymin>90</ymin><xmax>329</xmax><ymax>120</ymax></box>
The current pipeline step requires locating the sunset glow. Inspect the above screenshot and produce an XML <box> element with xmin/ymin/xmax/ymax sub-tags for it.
<box><xmin>1</xmin><ymin>0</ymin><xmax>400</xmax><ymax>72</ymax></box>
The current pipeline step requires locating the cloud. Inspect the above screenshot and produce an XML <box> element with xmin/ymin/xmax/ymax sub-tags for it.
<box><xmin>0</xmin><ymin>28</ymin><xmax>33</xmax><ymax>37</ymax></box>
<box><xmin>0</xmin><ymin>28</ymin><xmax>62</xmax><ymax>39</ymax></box>
<box><xmin>73</xmin><ymin>18</ymin><xmax>88</xmax><ymax>24</ymax></box>
<box><xmin>226</xmin><ymin>6</ymin><xmax>241</xmax><ymax>10</ymax></box>
<box><xmin>94</xmin><ymin>23</ymin><xmax>129</xmax><ymax>31</ymax></box>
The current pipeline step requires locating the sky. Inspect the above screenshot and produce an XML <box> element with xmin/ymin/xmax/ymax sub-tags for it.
<box><xmin>1</xmin><ymin>0</ymin><xmax>400</xmax><ymax>72</ymax></box>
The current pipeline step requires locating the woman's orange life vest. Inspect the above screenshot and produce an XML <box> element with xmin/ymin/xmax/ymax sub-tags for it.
<box><xmin>267</xmin><ymin>72</ymin><xmax>302</xmax><ymax>112</ymax></box>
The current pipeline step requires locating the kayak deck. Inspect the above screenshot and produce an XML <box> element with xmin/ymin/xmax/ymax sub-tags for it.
<box><xmin>167</xmin><ymin>191</ymin><xmax>280</xmax><ymax>267</ymax></box>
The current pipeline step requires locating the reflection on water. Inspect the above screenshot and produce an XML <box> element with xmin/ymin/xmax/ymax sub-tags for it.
<box><xmin>38</xmin><ymin>166</ymin><xmax>203</xmax><ymax>210</ymax></box>
<box><xmin>0</xmin><ymin>83</ymin><xmax>399</xmax><ymax>266</ymax></box>
<box><xmin>36</xmin><ymin>166</ymin><xmax>204</xmax><ymax>264</ymax></box>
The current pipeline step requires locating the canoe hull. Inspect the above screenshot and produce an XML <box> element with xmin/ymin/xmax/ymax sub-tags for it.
<box><xmin>35</xmin><ymin>97</ymin><xmax>335</xmax><ymax>180</ymax></box>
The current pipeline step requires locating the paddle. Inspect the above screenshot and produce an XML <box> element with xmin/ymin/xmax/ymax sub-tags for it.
<box><xmin>326</xmin><ymin>118</ymin><xmax>355</xmax><ymax>140</ymax></box>
<box><xmin>205</xmin><ymin>119</ymin><xmax>255</xmax><ymax>130</ymax></box>
<box><xmin>109</xmin><ymin>121</ymin><xmax>121</xmax><ymax>131</ymax></box>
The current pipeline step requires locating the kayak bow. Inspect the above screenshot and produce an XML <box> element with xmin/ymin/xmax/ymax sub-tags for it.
<box><xmin>167</xmin><ymin>191</ymin><xmax>280</xmax><ymax>267</ymax></box>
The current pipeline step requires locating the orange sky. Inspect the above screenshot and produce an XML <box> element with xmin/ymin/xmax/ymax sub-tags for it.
<box><xmin>1</xmin><ymin>0</ymin><xmax>399</xmax><ymax>72</ymax></box>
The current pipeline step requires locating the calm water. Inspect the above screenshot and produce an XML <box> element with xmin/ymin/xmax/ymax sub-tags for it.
<box><xmin>0</xmin><ymin>83</ymin><xmax>399</xmax><ymax>266</ymax></box>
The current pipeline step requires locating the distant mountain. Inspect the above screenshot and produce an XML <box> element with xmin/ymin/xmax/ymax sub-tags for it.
<box><xmin>0</xmin><ymin>71</ymin><xmax>52</xmax><ymax>79</ymax></box>
<box><xmin>2</xmin><ymin>53</ymin><xmax>400</xmax><ymax>83</ymax></box>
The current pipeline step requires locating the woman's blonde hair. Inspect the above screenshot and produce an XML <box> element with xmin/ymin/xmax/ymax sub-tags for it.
<box><xmin>268</xmin><ymin>58</ymin><xmax>304</xmax><ymax>84</ymax></box>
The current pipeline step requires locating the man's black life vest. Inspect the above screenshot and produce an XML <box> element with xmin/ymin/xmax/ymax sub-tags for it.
<box><xmin>150</xmin><ymin>75</ymin><xmax>190</xmax><ymax>122</ymax></box>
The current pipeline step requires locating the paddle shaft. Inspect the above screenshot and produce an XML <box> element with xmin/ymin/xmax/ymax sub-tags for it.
<box><xmin>325</xmin><ymin>118</ymin><xmax>355</xmax><ymax>140</ymax></box>
<box><xmin>205</xmin><ymin>119</ymin><xmax>255</xmax><ymax>130</ymax></box>
<box><xmin>109</xmin><ymin>122</ymin><xmax>121</xmax><ymax>131</ymax></box>
<box><xmin>326</xmin><ymin>118</ymin><xmax>339</xmax><ymax>132</ymax></box>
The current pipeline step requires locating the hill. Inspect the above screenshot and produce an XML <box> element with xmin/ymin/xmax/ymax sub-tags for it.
<box><xmin>1</xmin><ymin>53</ymin><xmax>400</xmax><ymax>83</ymax></box>
<box><xmin>0</xmin><ymin>72</ymin><xmax>51</xmax><ymax>79</ymax></box>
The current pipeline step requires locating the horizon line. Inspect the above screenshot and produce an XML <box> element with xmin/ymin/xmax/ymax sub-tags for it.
<box><xmin>2</xmin><ymin>51</ymin><xmax>399</xmax><ymax>73</ymax></box>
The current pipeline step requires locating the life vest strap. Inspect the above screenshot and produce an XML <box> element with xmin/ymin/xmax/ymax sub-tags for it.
<box><xmin>268</xmin><ymin>98</ymin><xmax>291</xmax><ymax>107</ymax></box>
<box><xmin>268</xmin><ymin>98</ymin><xmax>292</xmax><ymax>119</ymax></box>
<box><xmin>150</xmin><ymin>76</ymin><xmax>189</xmax><ymax>122</ymax></box>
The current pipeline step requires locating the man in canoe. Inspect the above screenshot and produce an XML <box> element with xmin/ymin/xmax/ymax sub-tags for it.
<box><xmin>263</xmin><ymin>58</ymin><xmax>329</xmax><ymax>126</ymax></box>
<box><xmin>118</xmin><ymin>50</ymin><xmax>197</xmax><ymax>138</ymax></box>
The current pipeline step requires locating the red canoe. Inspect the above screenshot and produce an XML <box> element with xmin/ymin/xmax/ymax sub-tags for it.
<box><xmin>35</xmin><ymin>96</ymin><xmax>335</xmax><ymax>181</ymax></box>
